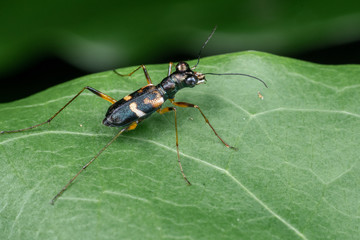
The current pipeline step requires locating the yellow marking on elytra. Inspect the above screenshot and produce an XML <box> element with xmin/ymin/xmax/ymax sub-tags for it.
<box><xmin>138</xmin><ymin>84</ymin><xmax>153</xmax><ymax>93</ymax></box>
<box><xmin>144</xmin><ymin>90</ymin><xmax>164</xmax><ymax>108</ymax></box>
<box><xmin>123</xmin><ymin>95</ymin><xmax>132</xmax><ymax>101</ymax></box>
<box><xmin>129</xmin><ymin>102</ymin><xmax>146</xmax><ymax>117</ymax></box>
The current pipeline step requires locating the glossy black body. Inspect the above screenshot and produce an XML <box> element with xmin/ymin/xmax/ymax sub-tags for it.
<box><xmin>102</xmin><ymin>62</ymin><xmax>205</xmax><ymax>128</ymax></box>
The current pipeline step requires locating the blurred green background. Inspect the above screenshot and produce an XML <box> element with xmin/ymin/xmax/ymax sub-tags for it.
<box><xmin>1</xmin><ymin>0</ymin><xmax>360</xmax><ymax>102</ymax></box>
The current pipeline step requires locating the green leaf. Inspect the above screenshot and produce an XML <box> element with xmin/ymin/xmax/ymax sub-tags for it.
<box><xmin>0</xmin><ymin>52</ymin><xmax>359</xmax><ymax>239</ymax></box>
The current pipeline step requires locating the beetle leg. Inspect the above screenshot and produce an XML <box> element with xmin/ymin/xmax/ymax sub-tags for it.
<box><xmin>50</xmin><ymin>122</ymin><xmax>138</xmax><ymax>205</ymax></box>
<box><xmin>158</xmin><ymin>107</ymin><xmax>191</xmax><ymax>185</ymax></box>
<box><xmin>169</xmin><ymin>100</ymin><xmax>238</xmax><ymax>150</ymax></box>
<box><xmin>113</xmin><ymin>65</ymin><xmax>152</xmax><ymax>85</ymax></box>
<box><xmin>0</xmin><ymin>86</ymin><xmax>117</xmax><ymax>134</ymax></box>
<box><xmin>167</xmin><ymin>62</ymin><xmax>173</xmax><ymax>77</ymax></box>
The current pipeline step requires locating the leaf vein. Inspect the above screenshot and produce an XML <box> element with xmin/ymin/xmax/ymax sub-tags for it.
<box><xmin>252</xmin><ymin>107</ymin><xmax>360</xmax><ymax>118</ymax></box>
<box><xmin>103</xmin><ymin>190</ymin><xmax>150</xmax><ymax>203</ymax></box>
<box><xmin>60</xmin><ymin>197</ymin><xmax>100</xmax><ymax>203</ymax></box>
<box><xmin>127</xmin><ymin>136</ymin><xmax>308</xmax><ymax>240</ymax></box>
<box><xmin>2</xmin><ymin>130</ymin><xmax>307</xmax><ymax>239</ymax></box>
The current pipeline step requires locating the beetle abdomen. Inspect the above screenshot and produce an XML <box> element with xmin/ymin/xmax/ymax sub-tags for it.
<box><xmin>103</xmin><ymin>85</ymin><xmax>164</xmax><ymax>127</ymax></box>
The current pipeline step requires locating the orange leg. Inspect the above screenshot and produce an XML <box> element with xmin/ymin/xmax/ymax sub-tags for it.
<box><xmin>170</xmin><ymin>99</ymin><xmax>237</xmax><ymax>150</ymax></box>
<box><xmin>1</xmin><ymin>86</ymin><xmax>116</xmax><ymax>134</ymax></box>
<box><xmin>113</xmin><ymin>65</ymin><xmax>152</xmax><ymax>85</ymax></box>
<box><xmin>167</xmin><ymin>62</ymin><xmax>173</xmax><ymax>76</ymax></box>
<box><xmin>158</xmin><ymin>107</ymin><xmax>191</xmax><ymax>185</ymax></box>
<box><xmin>50</xmin><ymin>121</ymin><xmax>138</xmax><ymax>205</ymax></box>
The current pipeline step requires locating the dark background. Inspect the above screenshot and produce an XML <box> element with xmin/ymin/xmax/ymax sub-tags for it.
<box><xmin>1</xmin><ymin>0</ymin><xmax>360</xmax><ymax>103</ymax></box>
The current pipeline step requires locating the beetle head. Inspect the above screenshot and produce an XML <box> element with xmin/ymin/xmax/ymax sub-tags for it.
<box><xmin>175</xmin><ymin>61</ymin><xmax>205</xmax><ymax>88</ymax></box>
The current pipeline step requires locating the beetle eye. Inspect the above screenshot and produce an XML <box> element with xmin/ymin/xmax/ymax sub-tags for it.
<box><xmin>176</xmin><ymin>62</ymin><xmax>190</xmax><ymax>72</ymax></box>
<box><xmin>185</xmin><ymin>76</ymin><xmax>198</xmax><ymax>86</ymax></box>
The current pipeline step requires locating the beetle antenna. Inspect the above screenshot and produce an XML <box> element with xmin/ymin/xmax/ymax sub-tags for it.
<box><xmin>192</xmin><ymin>25</ymin><xmax>217</xmax><ymax>70</ymax></box>
<box><xmin>204</xmin><ymin>72</ymin><xmax>268</xmax><ymax>88</ymax></box>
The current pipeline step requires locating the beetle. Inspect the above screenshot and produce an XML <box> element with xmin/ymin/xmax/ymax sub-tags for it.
<box><xmin>0</xmin><ymin>26</ymin><xmax>267</xmax><ymax>204</ymax></box>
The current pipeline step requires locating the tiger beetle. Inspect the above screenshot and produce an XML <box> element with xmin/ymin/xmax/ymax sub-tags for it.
<box><xmin>0</xmin><ymin>26</ymin><xmax>267</xmax><ymax>205</ymax></box>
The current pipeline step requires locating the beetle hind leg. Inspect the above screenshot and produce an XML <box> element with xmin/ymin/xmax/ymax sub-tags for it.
<box><xmin>1</xmin><ymin>86</ymin><xmax>116</xmax><ymax>134</ymax></box>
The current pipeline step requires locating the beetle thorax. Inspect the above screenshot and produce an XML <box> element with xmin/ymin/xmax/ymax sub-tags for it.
<box><xmin>157</xmin><ymin>61</ymin><xmax>205</xmax><ymax>99</ymax></box>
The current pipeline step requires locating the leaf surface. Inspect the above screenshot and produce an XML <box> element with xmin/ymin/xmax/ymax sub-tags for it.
<box><xmin>0</xmin><ymin>52</ymin><xmax>359</xmax><ymax>239</ymax></box>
